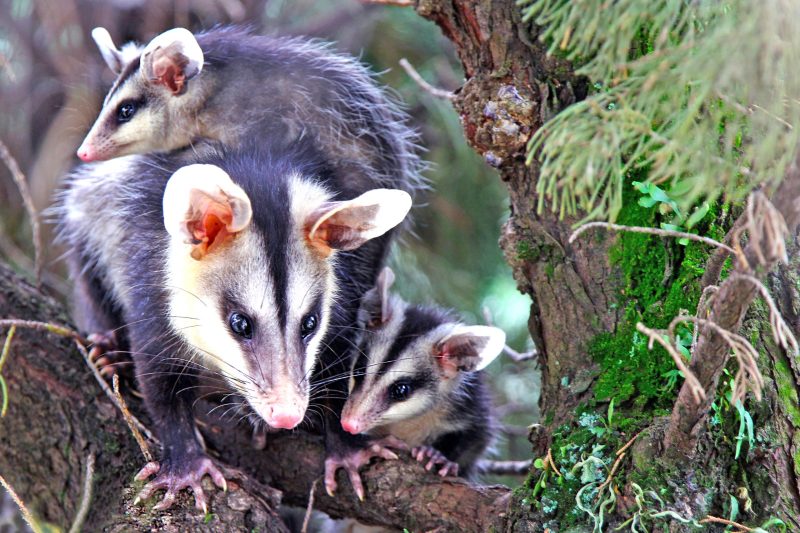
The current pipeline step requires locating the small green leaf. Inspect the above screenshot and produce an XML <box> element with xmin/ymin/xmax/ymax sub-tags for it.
<box><xmin>728</xmin><ymin>494</ymin><xmax>739</xmax><ymax>522</ymax></box>
<box><xmin>638</xmin><ymin>196</ymin><xmax>658</xmax><ymax>208</ymax></box>
<box><xmin>534</xmin><ymin>457</ymin><xmax>546</xmax><ymax>469</ymax></box>
<box><xmin>757</xmin><ymin>517</ymin><xmax>787</xmax><ymax>532</ymax></box>
<box><xmin>686</xmin><ymin>202</ymin><xmax>711</xmax><ymax>228</ymax></box>
<box><xmin>607</xmin><ymin>398</ymin><xmax>615</xmax><ymax>426</ymax></box>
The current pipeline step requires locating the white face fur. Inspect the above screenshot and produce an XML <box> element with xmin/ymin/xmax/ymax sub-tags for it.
<box><xmin>341</xmin><ymin>277</ymin><xmax>505</xmax><ymax>437</ymax></box>
<box><xmin>77</xmin><ymin>27</ymin><xmax>204</xmax><ymax>162</ymax></box>
<box><xmin>162</xmin><ymin>165</ymin><xmax>411</xmax><ymax>430</ymax></box>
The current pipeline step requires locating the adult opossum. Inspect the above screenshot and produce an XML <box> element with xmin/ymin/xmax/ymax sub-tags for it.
<box><xmin>57</xmin><ymin>138</ymin><xmax>411</xmax><ymax>511</ymax></box>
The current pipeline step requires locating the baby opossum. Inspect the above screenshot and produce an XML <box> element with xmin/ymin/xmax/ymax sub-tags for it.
<box><xmin>77</xmin><ymin>26</ymin><xmax>423</xmax><ymax>196</ymax></box>
<box><xmin>326</xmin><ymin>268</ymin><xmax>505</xmax><ymax>496</ymax></box>
<box><xmin>56</xmin><ymin>139</ymin><xmax>411</xmax><ymax>512</ymax></box>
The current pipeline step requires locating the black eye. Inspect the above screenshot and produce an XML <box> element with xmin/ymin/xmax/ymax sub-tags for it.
<box><xmin>300</xmin><ymin>314</ymin><xmax>318</xmax><ymax>338</ymax></box>
<box><xmin>117</xmin><ymin>102</ymin><xmax>136</xmax><ymax>123</ymax></box>
<box><xmin>389</xmin><ymin>381</ymin><xmax>412</xmax><ymax>402</ymax></box>
<box><xmin>229</xmin><ymin>312</ymin><xmax>253</xmax><ymax>339</ymax></box>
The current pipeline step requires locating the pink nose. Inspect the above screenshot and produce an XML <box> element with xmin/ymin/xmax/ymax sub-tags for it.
<box><xmin>76</xmin><ymin>145</ymin><xmax>95</xmax><ymax>163</ymax></box>
<box><xmin>341</xmin><ymin>417</ymin><xmax>362</xmax><ymax>435</ymax></box>
<box><xmin>267</xmin><ymin>405</ymin><xmax>303</xmax><ymax>429</ymax></box>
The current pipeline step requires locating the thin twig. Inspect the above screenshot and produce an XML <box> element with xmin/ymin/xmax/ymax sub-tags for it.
<box><xmin>74</xmin><ymin>340</ymin><xmax>157</xmax><ymax>443</ymax></box>
<box><xmin>301</xmin><ymin>477</ymin><xmax>320</xmax><ymax>533</ymax></box>
<box><xmin>0</xmin><ymin>473</ymin><xmax>40</xmax><ymax>533</ymax></box>
<box><xmin>700</xmin><ymin>515</ymin><xmax>753</xmax><ymax>532</ymax></box>
<box><xmin>595</xmin><ymin>452</ymin><xmax>625</xmax><ymax>503</ymax></box>
<box><xmin>691</xmin><ymin>286</ymin><xmax>718</xmax><ymax>352</ymax></box>
<box><xmin>362</xmin><ymin>0</ymin><xmax>414</xmax><ymax>7</ymax></box>
<box><xmin>546</xmin><ymin>448</ymin><xmax>562</xmax><ymax>477</ymax></box>
<box><xmin>0</xmin><ymin>318</ymin><xmax>155</xmax><ymax>442</ymax></box>
<box><xmin>482</xmin><ymin>307</ymin><xmax>536</xmax><ymax>362</ymax></box>
<box><xmin>113</xmin><ymin>374</ymin><xmax>153</xmax><ymax>462</ymax></box>
<box><xmin>68</xmin><ymin>452</ymin><xmax>95</xmax><ymax>533</ymax></box>
<box><xmin>0</xmin><ymin>319</ymin><xmax>88</xmax><ymax>344</ymax></box>
<box><xmin>476</xmin><ymin>459</ymin><xmax>533</xmax><ymax>475</ymax></box>
<box><xmin>616</xmin><ymin>431</ymin><xmax>641</xmax><ymax>457</ymax></box>
<box><xmin>569</xmin><ymin>222</ymin><xmax>735</xmax><ymax>253</ymax></box>
<box><xmin>636</xmin><ymin>322</ymin><xmax>706</xmax><ymax>403</ymax></box>
<box><xmin>669</xmin><ymin>315</ymin><xmax>764</xmax><ymax>402</ymax></box>
<box><xmin>0</xmin><ymin>139</ymin><xmax>42</xmax><ymax>288</ymax></box>
<box><xmin>733</xmin><ymin>273</ymin><xmax>799</xmax><ymax>356</ymax></box>
<box><xmin>399</xmin><ymin>58</ymin><xmax>456</xmax><ymax>100</ymax></box>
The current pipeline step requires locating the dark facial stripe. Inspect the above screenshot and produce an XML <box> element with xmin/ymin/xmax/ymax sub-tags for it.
<box><xmin>262</xmin><ymin>183</ymin><xmax>291</xmax><ymax>331</ymax></box>
<box><xmin>104</xmin><ymin>56</ymin><xmax>142</xmax><ymax>106</ymax></box>
<box><xmin>352</xmin><ymin>348</ymin><xmax>369</xmax><ymax>390</ymax></box>
<box><xmin>377</xmin><ymin>308</ymin><xmax>442</xmax><ymax>377</ymax></box>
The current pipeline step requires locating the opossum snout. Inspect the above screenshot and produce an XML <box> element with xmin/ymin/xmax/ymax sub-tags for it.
<box><xmin>250</xmin><ymin>387</ymin><xmax>307</xmax><ymax>430</ymax></box>
<box><xmin>341</xmin><ymin>416</ymin><xmax>365</xmax><ymax>435</ymax></box>
<box><xmin>266</xmin><ymin>404</ymin><xmax>304</xmax><ymax>429</ymax></box>
<box><xmin>76</xmin><ymin>141</ymin><xmax>98</xmax><ymax>162</ymax></box>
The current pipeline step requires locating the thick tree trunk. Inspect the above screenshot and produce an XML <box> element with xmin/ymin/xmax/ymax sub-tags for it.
<box><xmin>0</xmin><ymin>262</ymin><xmax>510</xmax><ymax>531</ymax></box>
<box><xmin>416</xmin><ymin>0</ymin><xmax>617</xmax><ymax>439</ymax></box>
<box><xmin>416</xmin><ymin>0</ymin><xmax>800</xmax><ymax>529</ymax></box>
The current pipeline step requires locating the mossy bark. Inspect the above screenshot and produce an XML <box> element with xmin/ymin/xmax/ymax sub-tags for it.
<box><xmin>416</xmin><ymin>0</ymin><xmax>800</xmax><ymax>530</ymax></box>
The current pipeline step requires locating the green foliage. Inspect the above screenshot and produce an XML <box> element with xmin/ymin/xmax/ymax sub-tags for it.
<box><xmin>589</xmin><ymin>177</ymin><xmax>721</xmax><ymax>405</ymax></box>
<box><xmin>0</xmin><ymin>325</ymin><xmax>15</xmax><ymax>417</ymax></box>
<box><xmin>734</xmin><ymin>399</ymin><xmax>755</xmax><ymax>460</ymax></box>
<box><xmin>519</xmin><ymin>0</ymin><xmax>800</xmax><ymax>222</ymax></box>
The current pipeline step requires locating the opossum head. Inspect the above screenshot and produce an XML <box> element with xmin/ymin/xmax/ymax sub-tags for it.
<box><xmin>77</xmin><ymin>27</ymin><xmax>204</xmax><ymax>162</ymax></box>
<box><xmin>163</xmin><ymin>167</ymin><xmax>411</xmax><ymax>430</ymax></box>
<box><xmin>341</xmin><ymin>268</ymin><xmax>505</xmax><ymax>435</ymax></box>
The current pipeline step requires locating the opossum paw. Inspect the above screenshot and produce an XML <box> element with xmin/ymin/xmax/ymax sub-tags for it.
<box><xmin>324</xmin><ymin>437</ymin><xmax>402</xmax><ymax>501</ymax></box>
<box><xmin>412</xmin><ymin>445</ymin><xmax>459</xmax><ymax>477</ymax></box>
<box><xmin>133</xmin><ymin>455</ymin><xmax>228</xmax><ymax>513</ymax></box>
<box><xmin>87</xmin><ymin>330</ymin><xmax>129</xmax><ymax>379</ymax></box>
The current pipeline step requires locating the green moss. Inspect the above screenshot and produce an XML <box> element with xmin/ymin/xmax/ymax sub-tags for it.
<box><xmin>774</xmin><ymin>356</ymin><xmax>800</xmax><ymax>426</ymax></box>
<box><xmin>590</xmin><ymin>176</ymin><xmax>722</xmax><ymax>406</ymax></box>
<box><xmin>516</xmin><ymin>240</ymin><xmax>539</xmax><ymax>261</ymax></box>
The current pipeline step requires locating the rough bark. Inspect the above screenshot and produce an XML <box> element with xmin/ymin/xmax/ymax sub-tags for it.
<box><xmin>0</xmin><ymin>262</ymin><xmax>511</xmax><ymax>531</ymax></box>
<box><xmin>416</xmin><ymin>0</ymin><xmax>619</xmax><ymax>441</ymax></box>
<box><xmin>664</xmin><ymin>157</ymin><xmax>800</xmax><ymax>459</ymax></box>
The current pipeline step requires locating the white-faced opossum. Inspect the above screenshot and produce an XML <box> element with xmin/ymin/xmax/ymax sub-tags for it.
<box><xmin>57</xmin><ymin>138</ymin><xmax>411</xmax><ymax>512</ymax></box>
<box><xmin>77</xmin><ymin>26</ymin><xmax>423</xmax><ymax>197</ymax></box>
<box><xmin>324</xmin><ymin>268</ymin><xmax>505</xmax><ymax>497</ymax></box>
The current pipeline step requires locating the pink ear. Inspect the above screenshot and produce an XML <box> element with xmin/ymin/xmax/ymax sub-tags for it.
<box><xmin>434</xmin><ymin>325</ymin><xmax>505</xmax><ymax>379</ymax></box>
<box><xmin>150</xmin><ymin>49</ymin><xmax>190</xmax><ymax>94</ymax></box>
<box><xmin>140</xmin><ymin>28</ymin><xmax>203</xmax><ymax>95</ymax></box>
<box><xmin>163</xmin><ymin>164</ymin><xmax>252</xmax><ymax>260</ymax></box>
<box><xmin>305</xmin><ymin>189</ymin><xmax>411</xmax><ymax>257</ymax></box>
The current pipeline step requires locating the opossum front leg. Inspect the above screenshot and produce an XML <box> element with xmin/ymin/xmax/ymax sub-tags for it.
<box><xmin>132</xmin><ymin>348</ymin><xmax>229</xmax><ymax>512</ymax></box>
<box><xmin>69</xmin><ymin>252</ymin><xmax>130</xmax><ymax>378</ymax></box>
<box><xmin>323</xmin><ymin>428</ymin><xmax>406</xmax><ymax>500</ymax></box>
<box><xmin>411</xmin><ymin>445</ymin><xmax>459</xmax><ymax>477</ymax></box>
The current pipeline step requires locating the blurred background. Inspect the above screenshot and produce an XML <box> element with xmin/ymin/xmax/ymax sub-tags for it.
<box><xmin>0</xmin><ymin>0</ymin><xmax>537</xmax><ymax>501</ymax></box>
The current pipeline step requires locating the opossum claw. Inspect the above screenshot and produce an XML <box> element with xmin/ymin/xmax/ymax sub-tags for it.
<box><xmin>87</xmin><ymin>330</ymin><xmax>130</xmax><ymax>378</ymax></box>
<box><xmin>323</xmin><ymin>436</ymin><xmax>403</xmax><ymax>500</ymax></box>
<box><xmin>411</xmin><ymin>446</ymin><xmax>459</xmax><ymax>477</ymax></box>
<box><xmin>134</xmin><ymin>455</ymin><xmax>228</xmax><ymax>512</ymax></box>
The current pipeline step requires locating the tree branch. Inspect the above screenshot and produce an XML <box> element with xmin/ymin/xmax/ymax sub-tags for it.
<box><xmin>0</xmin><ymin>261</ymin><xmax>513</xmax><ymax>531</ymax></box>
